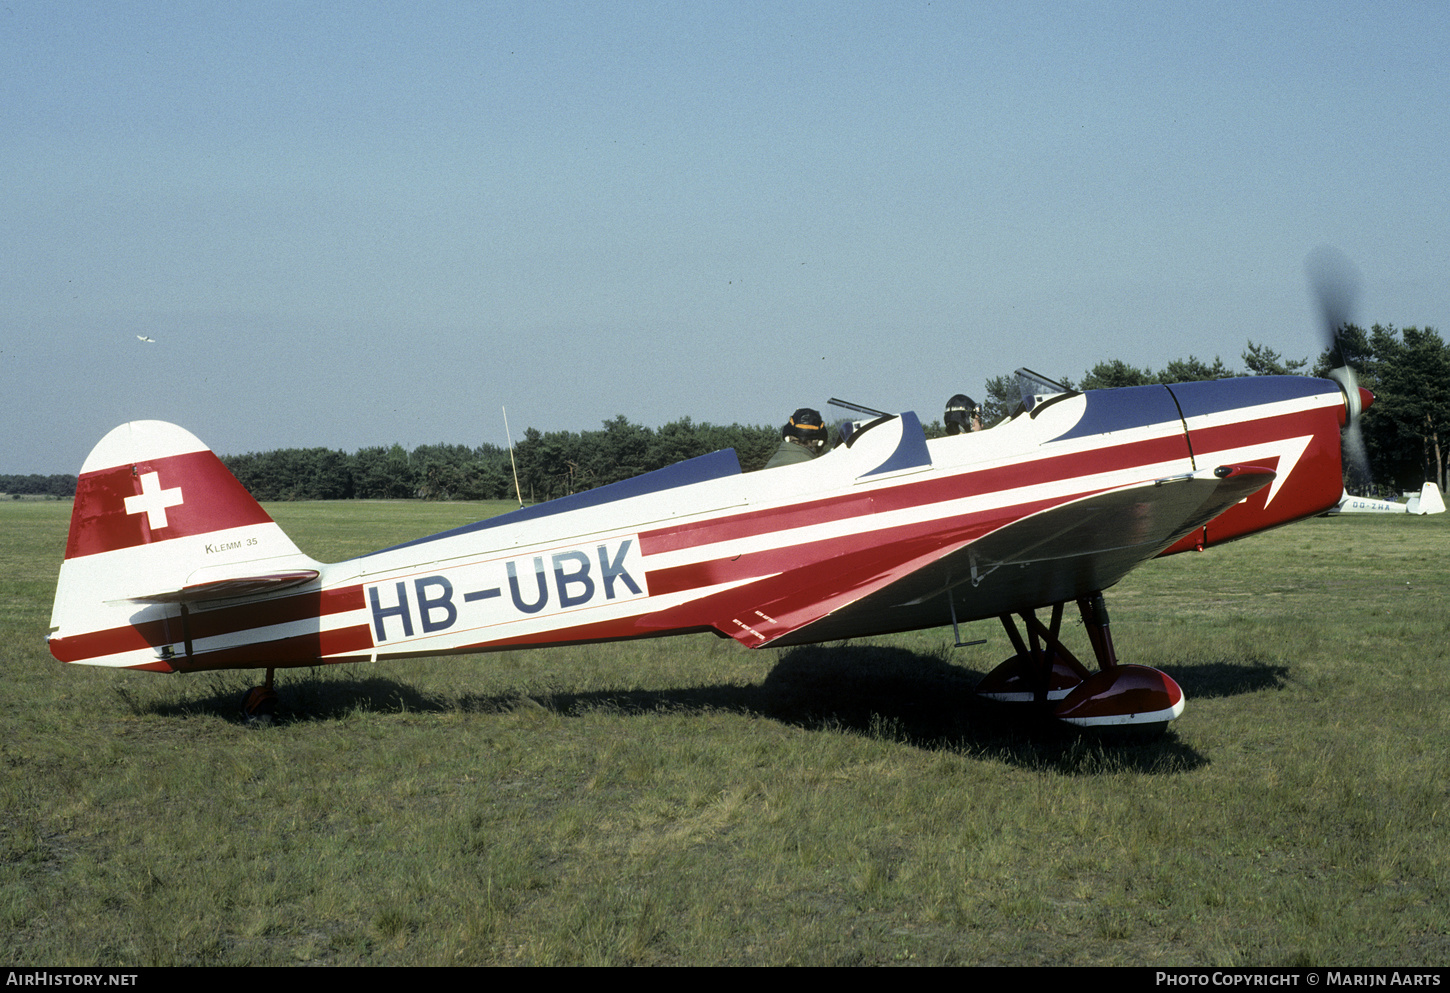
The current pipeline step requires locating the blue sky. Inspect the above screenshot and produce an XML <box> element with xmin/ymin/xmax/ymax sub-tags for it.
<box><xmin>5</xmin><ymin>1</ymin><xmax>1448</xmax><ymax>473</ymax></box>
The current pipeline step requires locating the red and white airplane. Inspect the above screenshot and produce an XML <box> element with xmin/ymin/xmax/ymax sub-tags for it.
<box><xmin>47</xmin><ymin>369</ymin><xmax>1371</xmax><ymax>731</ymax></box>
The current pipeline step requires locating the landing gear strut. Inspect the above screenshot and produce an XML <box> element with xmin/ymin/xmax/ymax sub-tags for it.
<box><xmin>976</xmin><ymin>592</ymin><xmax>1184</xmax><ymax>730</ymax></box>
<box><xmin>241</xmin><ymin>668</ymin><xmax>279</xmax><ymax>724</ymax></box>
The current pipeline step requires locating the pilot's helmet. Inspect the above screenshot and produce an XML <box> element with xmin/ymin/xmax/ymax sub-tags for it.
<box><xmin>784</xmin><ymin>407</ymin><xmax>827</xmax><ymax>450</ymax></box>
<box><xmin>944</xmin><ymin>394</ymin><xmax>980</xmax><ymax>435</ymax></box>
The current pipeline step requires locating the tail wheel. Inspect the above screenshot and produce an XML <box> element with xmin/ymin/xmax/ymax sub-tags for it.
<box><xmin>240</xmin><ymin>668</ymin><xmax>278</xmax><ymax>723</ymax></box>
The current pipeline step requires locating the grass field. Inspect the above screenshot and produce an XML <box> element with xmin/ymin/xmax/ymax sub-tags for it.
<box><xmin>2</xmin><ymin>499</ymin><xmax>1447</xmax><ymax>965</ymax></box>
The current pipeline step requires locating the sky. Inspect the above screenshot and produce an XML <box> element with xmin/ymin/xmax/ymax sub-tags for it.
<box><xmin>5</xmin><ymin>1</ymin><xmax>1448</xmax><ymax>473</ymax></box>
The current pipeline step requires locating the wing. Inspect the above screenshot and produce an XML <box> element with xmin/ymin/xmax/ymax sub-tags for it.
<box><xmin>714</xmin><ymin>464</ymin><xmax>1275</xmax><ymax>648</ymax></box>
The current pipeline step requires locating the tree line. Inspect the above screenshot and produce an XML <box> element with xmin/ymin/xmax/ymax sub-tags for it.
<box><xmin>221</xmin><ymin>416</ymin><xmax>783</xmax><ymax>503</ymax></box>
<box><xmin>978</xmin><ymin>340</ymin><xmax>1310</xmax><ymax>424</ymax></box>
<box><xmin>1</xmin><ymin>474</ymin><xmax>78</xmax><ymax>499</ymax></box>
<box><xmin>219</xmin><ymin>340</ymin><xmax>1337</xmax><ymax>504</ymax></box>
<box><xmin>1313</xmin><ymin>325</ymin><xmax>1449</xmax><ymax>495</ymax></box>
<box><xmin>13</xmin><ymin>328</ymin><xmax>1443</xmax><ymax>502</ymax></box>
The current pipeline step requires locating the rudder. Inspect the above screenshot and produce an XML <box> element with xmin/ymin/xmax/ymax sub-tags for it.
<box><xmin>49</xmin><ymin>421</ymin><xmax>321</xmax><ymax>669</ymax></box>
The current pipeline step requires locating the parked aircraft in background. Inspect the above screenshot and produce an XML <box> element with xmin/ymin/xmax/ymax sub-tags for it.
<box><xmin>1331</xmin><ymin>482</ymin><xmax>1446</xmax><ymax>515</ymax></box>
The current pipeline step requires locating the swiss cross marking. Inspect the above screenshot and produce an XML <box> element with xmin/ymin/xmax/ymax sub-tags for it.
<box><xmin>124</xmin><ymin>471</ymin><xmax>185</xmax><ymax>530</ymax></box>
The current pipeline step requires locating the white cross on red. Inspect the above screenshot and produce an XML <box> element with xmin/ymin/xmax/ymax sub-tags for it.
<box><xmin>124</xmin><ymin>471</ymin><xmax>185</xmax><ymax>530</ymax></box>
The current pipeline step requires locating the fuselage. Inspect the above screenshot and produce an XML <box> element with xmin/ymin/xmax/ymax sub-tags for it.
<box><xmin>49</xmin><ymin>376</ymin><xmax>1352</xmax><ymax>674</ymax></box>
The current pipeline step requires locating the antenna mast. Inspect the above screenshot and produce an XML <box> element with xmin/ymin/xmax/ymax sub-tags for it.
<box><xmin>502</xmin><ymin>406</ymin><xmax>525</xmax><ymax>508</ymax></box>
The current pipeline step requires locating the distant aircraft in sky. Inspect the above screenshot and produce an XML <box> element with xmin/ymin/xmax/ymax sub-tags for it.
<box><xmin>135</xmin><ymin>335</ymin><xmax>155</xmax><ymax>343</ymax></box>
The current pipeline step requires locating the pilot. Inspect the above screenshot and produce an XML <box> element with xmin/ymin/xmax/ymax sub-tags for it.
<box><xmin>764</xmin><ymin>408</ymin><xmax>828</xmax><ymax>468</ymax></box>
<box><xmin>944</xmin><ymin>394</ymin><xmax>982</xmax><ymax>435</ymax></box>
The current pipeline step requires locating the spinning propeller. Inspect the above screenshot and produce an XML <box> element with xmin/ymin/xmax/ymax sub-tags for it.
<box><xmin>1307</xmin><ymin>246</ymin><xmax>1372</xmax><ymax>482</ymax></box>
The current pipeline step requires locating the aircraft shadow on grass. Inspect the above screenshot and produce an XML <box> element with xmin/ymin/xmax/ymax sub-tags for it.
<box><xmin>124</xmin><ymin>643</ymin><xmax>1291</xmax><ymax>773</ymax></box>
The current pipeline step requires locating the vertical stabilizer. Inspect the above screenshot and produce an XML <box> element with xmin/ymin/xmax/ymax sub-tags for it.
<box><xmin>49</xmin><ymin>421</ymin><xmax>321</xmax><ymax>669</ymax></box>
<box><xmin>1408</xmin><ymin>482</ymin><xmax>1446</xmax><ymax>515</ymax></box>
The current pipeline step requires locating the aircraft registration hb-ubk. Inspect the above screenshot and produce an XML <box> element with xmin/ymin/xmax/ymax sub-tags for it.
<box><xmin>47</xmin><ymin>363</ymin><xmax>1373</xmax><ymax>733</ymax></box>
<box><xmin>48</xmin><ymin>254</ymin><xmax>1374</xmax><ymax>732</ymax></box>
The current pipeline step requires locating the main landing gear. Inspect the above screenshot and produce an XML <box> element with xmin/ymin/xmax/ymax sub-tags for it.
<box><xmin>241</xmin><ymin>668</ymin><xmax>279</xmax><ymax>725</ymax></box>
<box><xmin>975</xmin><ymin>592</ymin><xmax>1184</xmax><ymax>732</ymax></box>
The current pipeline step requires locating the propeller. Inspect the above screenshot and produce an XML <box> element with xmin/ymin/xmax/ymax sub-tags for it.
<box><xmin>1306</xmin><ymin>246</ymin><xmax>1371</xmax><ymax>483</ymax></box>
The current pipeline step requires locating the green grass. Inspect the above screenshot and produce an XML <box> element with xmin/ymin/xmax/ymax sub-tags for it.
<box><xmin>2</xmin><ymin>501</ymin><xmax>1447</xmax><ymax>965</ymax></box>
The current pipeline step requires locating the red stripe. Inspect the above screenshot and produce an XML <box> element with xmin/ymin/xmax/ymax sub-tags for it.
<box><xmin>1187</xmin><ymin>407</ymin><xmax>1331</xmax><ymax>457</ymax></box>
<box><xmin>53</xmin><ymin>616</ymin><xmax>372</xmax><ymax>671</ymax></box>
<box><xmin>442</xmin><ymin>615</ymin><xmax>674</xmax><ymax>651</ymax></box>
<box><xmin>50</xmin><ymin>617</ymin><xmax>176</xmax><ymax>663</ymax></box>
<box><xmin>868</xmin><ymin>435</ymin><xmax>1190</xmax><ymax>518</ymax></box>
<box><xmin>49</xmin><ymin>585</ymin><xmax>365</xmax><ymax>665</ymax></box>
<box><xmin>643</xmin><ymin>495</ymin><xmax>1059</xmax><ymax>599</ymax></box>
<box><xmin>635</xmin><ymin>490</ymin><xmax>1096</xmax><ymax>645</ymax></box>
<box><xmin>641</xmin><ymin>494</ymin><xmax>875</xmax><ymax>555</ymax></box>
<box><xmin>66</xmin><ymin>451</ymin><xmax>273</xmax><ymax>559</ymax></box>
<box><xmin>639</xmin><ymin>434</ymin><xmax>1190</xmax><ymax>555</ymax></box>
<box><xmin>174</xmin><ymin>624</ymin><xmax>375</xmax><ymax>671</ymax></box>
<box><xmin>1194</xmin><ymin>410</ymin><xmax>1344</xmax><ymax>543</ymax></box>
<box><xmin>186</xmin><ymin>585</ymin><xmax>364</xmax><ymax>640</ymax></box>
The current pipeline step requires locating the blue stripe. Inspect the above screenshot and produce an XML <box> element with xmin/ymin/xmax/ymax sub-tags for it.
<box><xmin>860</xmin><ymin>411</ymin><xmax>932</xmax><ymax>476</ymax></box>
<box><xmin>1165</xmin><ymin>376</ymin><xmax>1336</xmax><ymax>418</ymax></box>
<box><xmin>1047</xmin><ymin>385</ymin><xmax>1181</xmax><ymax>442</ymax></box>
<box><xmin>366</xmin><ymin>447</ymin><xmax>744</xmax><ymax>556</ymax></box>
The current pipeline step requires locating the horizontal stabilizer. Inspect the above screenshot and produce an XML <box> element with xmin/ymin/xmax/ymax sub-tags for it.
<box><xmin>50</xmin><ymin>420</ymin><xmax>324</xmax><ymax>669</ymax></box>
<box><xmin>122</xmin><ymin>569</ymin><xmax>320</xmax><ymax>605</ymax></box>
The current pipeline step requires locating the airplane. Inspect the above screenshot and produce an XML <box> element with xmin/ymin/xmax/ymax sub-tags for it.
<box><xmin>47</xmin><ymin>365</ymin><xmax>1372</xmax><ymax>733</ymax></box>
<box><xmin>1329</xmin><ymin>481</ymin><xmax>1445</xmax><ymax>515</ymax></box>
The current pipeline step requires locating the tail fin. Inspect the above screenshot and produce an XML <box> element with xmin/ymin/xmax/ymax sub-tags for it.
<box><xmin>1409</xmin><ymin>481</ymin><xmax>1446</xmax><ymax>516</ymax></box>
<box><xmin>49</xmin><ymin>421</ymin><xmax>321</xmax><ymax>669</ymax></box>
